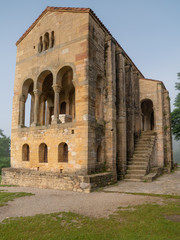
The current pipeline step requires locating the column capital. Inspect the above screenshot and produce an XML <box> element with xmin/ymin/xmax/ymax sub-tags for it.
<box><xmin>52</xmin><ymin>84</ymin><xmax>61</xmax><ymax>93</ymax></box>
<box><xmin>116</xmin><ymin>49</ymin><xmax>125</xmax><ymax>57</ymax></box>
<box><xmin>33</xmin><ymin>89</ymin><xmax>41</xmax><ymax>95</ymax></box>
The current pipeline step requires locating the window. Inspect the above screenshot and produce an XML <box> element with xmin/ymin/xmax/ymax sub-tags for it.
<box><xmin>50</xmin><ymin>31</ymin><xmax>55</xmax><ymax>48</ymax></box>
<box><xmin>38</xmin><ymin>36</ymin><xmax>43</xmax><ymax>53</ymax></box>
<box><xmin>96</xmin><ymin>145</ymin><xmax>102</xmax><ymax>162</ymax></box>
<box><xmin>22</xmin><ymin>144</ymin><xmax>30</xmax><ymax>161</ymax></box>
<box><xmin>44</xmin><ymin>32</ymin><xmax>49</xmax><ymax>50</ymax></box>
<box><xmin>39</xmin><ymin>143</ymin><xmax>48</xmax><ymax>163</ymax></box>
<box><xmin>58</xmin><ymin>143</ymin><xmax>68</xmax><ymax>162</ymax></box>
<box><xmin>38</xmin><ymin>31</ymin><xmax>55</xmax><ymax>53</ymax></box>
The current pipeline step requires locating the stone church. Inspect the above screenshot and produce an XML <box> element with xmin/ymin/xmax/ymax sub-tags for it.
<box><xmin>2</xmin><ymin>7</ymin><xmax>173</xmax><ymax>192</ymax></box>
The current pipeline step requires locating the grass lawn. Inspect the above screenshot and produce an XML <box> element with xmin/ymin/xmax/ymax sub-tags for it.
<box><xmin>0</xmin><ymin>191</ymin><xmax>33</xmax><ymax>207</ymax></box>
<box><xmin>0</xmin><ymin>197</ymin><xmax>179</xmax><ymax>240</ymax></box>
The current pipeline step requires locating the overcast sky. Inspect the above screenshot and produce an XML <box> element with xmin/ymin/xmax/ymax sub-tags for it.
<box><xmin>0</xmin><ymin>0</ymin><xmax>180</xmax><ymax>137</ymax></box>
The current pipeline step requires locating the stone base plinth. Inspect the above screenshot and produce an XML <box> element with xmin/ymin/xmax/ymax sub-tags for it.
<box><xmin>1</xmin><ymin>168</ymin><xmax>115</xmax><ymax>193</ymax></box>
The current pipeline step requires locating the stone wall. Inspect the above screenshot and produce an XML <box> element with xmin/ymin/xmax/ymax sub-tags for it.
<box><xmin>11</xmin><ymin>11</ymin><xmax>90</xmax><ymax>175</ymax></box>
<box><xmin>139</xmin><ymin>78</ymin><xmax>173</xmax><ymax>170</ymax></box>
<box><xmin>2</xmin><ymin>168</ymin><xmax>114</xmax><ymax>193</ymax></box>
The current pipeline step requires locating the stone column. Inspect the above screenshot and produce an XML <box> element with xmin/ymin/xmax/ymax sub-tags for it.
<box><xmin>52</xmin><ymin>84</ymin><xmax>61</xmax><ymax>124</ymax></box>
<box><xmin>45</xmin><ymin>101</ymin><xmax>50</xmax><ymax>126</ymax></box>
<box><xmin>116</xmin><ymin>50</ymin><xmax>127</xmax><ymax>179</ymax></box>
<box><xmin>125</xmin><ymin>64</ymin><xmax>134</xmax><ymax>158</ymax></box>
<box><xmin>31</xmin><ymin>89</ymin><xmax>40</xmax><ymax>126</ymax></box>
<box><xmin>133</xmin><ymin>71</ymin><xmax>141</xmax><ymax>139</ymax></box>
<box><xmin>30</xmin><ymin>94</ymin><xmax>34</xmax><ymax>125</ymax></box>
<box><xmin>104</xmin><ymin>36</ymin><xmax>117</xmax><ymax>179</ymax></box>
<box><xmin>19</xmin><ymin>95</ymin><xmax>26</xmax><ymax>127</ymax></box>
<box><xmin>65</xmin><ymin>93</ymin><xmax>70</xmax><ymax>115</ymax></box>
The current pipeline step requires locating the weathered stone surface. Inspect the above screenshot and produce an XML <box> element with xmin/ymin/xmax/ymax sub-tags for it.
<box><xmin>3</xmin><ymin>7</ymin><xmax>173</xmax><ymax>191</ymax></box>
<box><xmin>2</xmin><ymin>168</ymin><xmax>113</xmax><ymax>192</ymax></box>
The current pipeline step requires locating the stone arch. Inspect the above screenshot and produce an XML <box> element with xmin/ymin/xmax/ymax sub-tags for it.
<box><xmin>56</xmin><ymin>66</ymin><xmax>74</xmax><ymax>87</ymax></box>
<box><xmin>39</xmin><ymin>143</ymin><xmax>48</xmax><ymax>163</ymax></box>
<box><xmin>141</xmin><ymin>99</ymin><xmax>154</xmax><ymax>131</ymax></box>
<box><xmin>22</xmin><ymin>144</ymin><xmax>30</xmax><ymax>161</ymax></box>
<box><xmin>56</xmin><ymin>66</ymin><xmax>75</xmax><ymax>121</ymax></box>
<box><xmin>19</xmin><ymin>78</ymin><xmax>34</xmax><ymax>127</ymax></box>
<box><xmin>58</xmin><ymin>143</ymin><xmax>68</xmax><ymax>162</ymax></box>
<box><xmin>36</xmin><ymin>70</ymin><xmax>54</xmax><ymax>126</ymax></box>
<box><xmin>36</xmin><ymin>70</ymin><xmax>53</xmax><ymax>92</ymax></box>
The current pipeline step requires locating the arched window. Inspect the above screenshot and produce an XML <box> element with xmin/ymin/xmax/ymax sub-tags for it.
<box><xmin>44</xmin><ymin>32</ymin><xmax>49</xmax><ymax>50</ymax></box>
<box><xmin>22</xmin><ymin>144</ymin><xmax>30</xmax><ymax>161</ymax></box>
<box><xmin>141</xmin><ymin>99</ymin><xmax>154</xmax><ymax>131</ymax></box>
<box><xmin>58</xmin><ymin>143</ymin><xmax>68</xmax><ymax>162</ymax></box>
<box><xmin>50</xmin><ymin>31</ymin><xmax>55</xmax><ymax>48</ymax></box>
<box><xmin>39</xmin><ymin>143</ymin><xmax>48</xmax><ymax>163</ymax></box>
<box><xmin>60</xmin><ymin>102</ymin><xmax>66</xmax><ymax>114</ymax></box>
<box><xmin>38</xmin><ymin>36</ymin><xmax>43</xmax><ymax>53</ymax></box>
<box><xmin>96</xmin><ymin>145</ymin><xmax>102</xmax><ymax>162</ymax></box>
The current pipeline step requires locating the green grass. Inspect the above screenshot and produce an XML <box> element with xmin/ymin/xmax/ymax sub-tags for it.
<box><xmin>0</xmin><ymin>199</ymin><xmax>179</xmax><ymax>240</ymax></box>
<box><xmin>0</xmin><ymin>191</ymin><xmax>34</xmax><ymax>207</ymax></box>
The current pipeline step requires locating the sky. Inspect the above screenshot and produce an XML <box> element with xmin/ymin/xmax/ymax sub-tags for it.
<box><xmin>0</xmin><ymin>0</ymin><xmax>180</xmax><ymax>137</ymax></box>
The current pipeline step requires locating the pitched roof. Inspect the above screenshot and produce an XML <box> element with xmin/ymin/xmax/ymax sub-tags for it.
<box><xmin>16</xmin><ymin>6</ymin><xmax>144</xmax><ymax>77</ymax></box>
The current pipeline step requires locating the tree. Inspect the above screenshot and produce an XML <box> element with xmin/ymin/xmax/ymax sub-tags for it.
<box><xmin>171</xmin><ymin>73</ymin><xmax>180</xmax><ymax>140</ymax></box>
<box><xmin>0</xmin><ymin>130</ymin><xmax>10</xmax><ymax>157</ymax></box>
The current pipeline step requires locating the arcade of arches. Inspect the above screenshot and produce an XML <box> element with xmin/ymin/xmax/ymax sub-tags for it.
<box><xmin>19</xmin><ymin>67</ymin><xmax>75</xmax><ymax>127</ymax></box>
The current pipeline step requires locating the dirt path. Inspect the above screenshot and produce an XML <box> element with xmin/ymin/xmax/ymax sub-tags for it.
<box><xmin>104</xmin><ymin>167</ymin><xmax>180</xmax><ymax>195</ymax></box>
<box><xmin>0</xmin><ymin>187</ymin><xmax>162</xmax><ymax>222</ymax></box>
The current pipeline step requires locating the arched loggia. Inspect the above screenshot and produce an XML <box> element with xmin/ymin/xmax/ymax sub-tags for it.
<box><xmin>32</xmin><ymin>70</ymin><xmax>54</xmax><ymax>126</ymax></box>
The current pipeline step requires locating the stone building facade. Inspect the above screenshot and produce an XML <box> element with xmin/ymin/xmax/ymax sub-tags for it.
<box><xmin>2</xmin><ymin>7</ymin><xmax>173</xmax><ymax>191</ymax></box>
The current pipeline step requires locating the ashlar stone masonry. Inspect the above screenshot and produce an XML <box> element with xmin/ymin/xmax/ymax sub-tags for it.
<box><xmin>2</xmin><ymin>7</ymin><xmax>173</xmax><ymax>191</ymax></box>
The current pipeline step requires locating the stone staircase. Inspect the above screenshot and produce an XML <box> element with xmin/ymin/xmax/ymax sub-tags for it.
<box><xmin>125</xmin><ymin>131</ymin><xmax>156</xmax><ymax>182</ymax></box>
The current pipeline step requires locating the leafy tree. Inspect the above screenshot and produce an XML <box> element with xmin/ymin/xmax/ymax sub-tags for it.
<box><xmin>0</xmin><ymin>130</ymin><xmax>10</xmax><ymax>175</ymax></box>
<box><xmin>0</xmin><ymin>130</ymin><xmax>10</xmax><ymax>157</ymax></box>
<box><xmin>171</xmin><ymin>73</ymin><xmax>180</xmax><ymax>140</ymax></box>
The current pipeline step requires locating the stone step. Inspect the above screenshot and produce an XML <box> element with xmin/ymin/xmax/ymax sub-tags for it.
<box><xmin>135</xmin><ymin>145</ymin><xmax>151</xmax><ymax>148</ymax></box>
<box><xmin>128</xmin><ymin>165</ymin><xmax>147</xmax><ymax>170</ymax></box>
<box><xmin>136</xmin><ymin>141</ymin><xmax>152</xmax><ymax>144</ymax></box>
<box><xmin>133</xmin><ymin>154</ymin><xmax>149</xmax><ymax>158</ymax></box>
<box><xmin>129</xmin><ymin>158</ymin><xmax>149</xmax><ymax>162</ymax></box>
<box><xmin>141</xmin><ymin>131</ymin><xmax>155</xmax><ymax>134</ymax></box>
<box><xmin>134</xmin><ymin>150</ymin><xmax>151</xmax><ymax>154</ymax></box>
<box><xmin>127</xmin><ymin>169</ymin><xmax>146</xmax><ymax>174</ymax></box>
<box><xmin>123</xmin><ymin>178</ymin><xmax>142</xmax><ymax>182</ymax></box>
<box><xmin>125</xmin><ymin>131</ymin><xmax>156</xmax><ymax>182</ymax></box>
<box><xmin>125</xmin><ymin>174</ymin><xmax>144</xmax><ymax>179</ymax></box>
<box><xmin>135</xmin><ymin>142</ymin><xmax>153</xmax><ymax>146</ymax></box>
